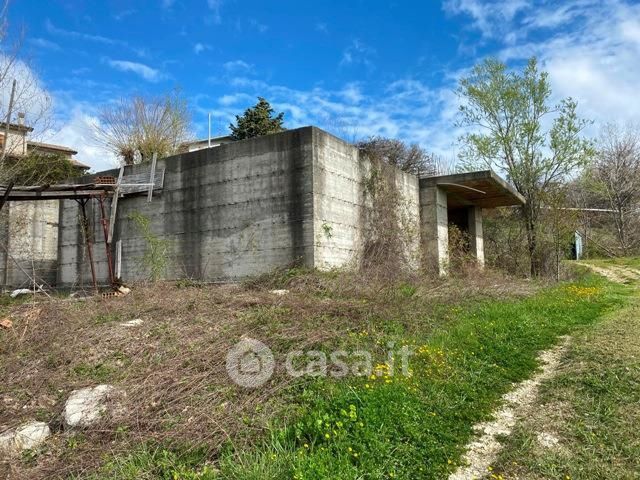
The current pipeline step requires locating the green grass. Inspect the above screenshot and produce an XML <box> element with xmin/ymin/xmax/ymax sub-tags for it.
<box><xmin>93</xmin><ymin>312</ymin><xmax>123</xmax><ymax>325</ymax></box>
<box><xmin>493</xmin><ymin>288</ymin><xmax>640</xmax><ymax>479</ymax></box>
<box><xmin>585</xmin><ymin>256</ymin><xmax>640</xmax><ymax>269</ymax></box>
<box><xmin>84</xmin><ymin>274</ymin><xmax>631</xmax><ymax>480</ymax></box>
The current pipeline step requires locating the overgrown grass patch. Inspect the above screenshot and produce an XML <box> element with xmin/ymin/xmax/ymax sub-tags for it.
<box><xmin>87</xmin><ymin>274</ymin><xmax>630</xmax><ymax>479</ymax></box>
<box><xmin>587</xmin><ymin>256</ymin><xmax>640</xmax><ymax>269</ymax></box>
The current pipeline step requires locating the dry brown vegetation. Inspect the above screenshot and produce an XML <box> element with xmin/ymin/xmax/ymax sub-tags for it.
<box><xmin>0</xmin><ymin>268</ymin><xmax>539</xmax><ymax>479</ymax></box>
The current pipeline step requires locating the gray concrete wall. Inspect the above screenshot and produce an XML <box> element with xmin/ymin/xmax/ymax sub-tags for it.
<box><xmin>420</xmin><ymin>185</ymin><xmax>449</xmax><ymax>275</ymax></box>
<box><xmin>311</xmin><ymin>128</ymin><xmax>420</xmax><ymax>270</ymax></box>
<box><xmin>468</xmin><ymin>206</ymin><xmax>485</xmax><ymax>267</ymax></box>
<box><xmin>57</xmin><ymin>127</ymin><xmax>316</xmax><ymax>286</ymax></box>
<box><xmin>1</xmin><ymin>201</ymin><xmax>59</xmax><ymax>288</ymax></box>
<box><xmin>56</xmin><ymin>126</ymin><xmax>460</xmax><ymax>286</ymax></box>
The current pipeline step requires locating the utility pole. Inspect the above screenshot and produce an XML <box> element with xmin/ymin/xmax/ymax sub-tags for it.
<box><xmin>0</xmin><ymin>79</ymin><xmax>17</xmax><ymax>164</ymax></box>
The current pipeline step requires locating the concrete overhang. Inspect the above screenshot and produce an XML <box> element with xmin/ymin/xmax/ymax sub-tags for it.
<box><xmin>419</xmin><ymin>170</ymin><xmax>525</xmax><ymax>209</ymax></box>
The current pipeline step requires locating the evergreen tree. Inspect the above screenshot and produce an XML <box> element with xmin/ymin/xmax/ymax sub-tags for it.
<box><xmin>229</xmin><ymin>97</ymin><xmax>285</xmax><ymax>140</ymax></box>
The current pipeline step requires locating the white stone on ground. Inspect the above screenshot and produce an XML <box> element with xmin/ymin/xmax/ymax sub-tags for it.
<box><xmin>120</xmin><ymin>318</ymin><xmax>143</xmax><ymax>327</ymax></box>
<box><xmin>64</xmin><ymin>385</ymin><xmax>114</xmax><ymax>428</ymax></box>
<box><xmin>269</xmin><ymin>289</ymin><xmax>289</xmax><ymax>295</ymax></box>
<box><xmin>537</xmin><ymin>431</ymin><xmax>560</xmax><ymax>449</ymax></box>
<box><xmin>0</xmin><ymin>421</ymin><xmax>51</xmax><ymax>453</ymax></box>
<box><xmin>10</xmin><ymin>289</ymin><xmax>32</xmax><ymax>298</ymax></box>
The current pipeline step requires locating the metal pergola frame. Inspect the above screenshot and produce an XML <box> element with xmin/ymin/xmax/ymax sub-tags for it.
<box><xmin>0</xmin><ymin>154</ymin><xmax>161</xmax><ymax>293</ymax></box>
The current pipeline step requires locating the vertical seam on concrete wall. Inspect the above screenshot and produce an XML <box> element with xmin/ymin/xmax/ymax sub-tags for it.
<box><xmin>309</xmin><ymin>127</ymin><xmax>319</xmax><ymax>268</ymax></box>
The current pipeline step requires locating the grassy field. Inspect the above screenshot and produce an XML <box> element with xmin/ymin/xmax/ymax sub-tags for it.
<box><xmin>0</xmin><ymin>267</ymin><xmax>632</xmax><ymax>479</ymax></box>
<box><xmin>492</xmin><ymin>277</ymin><xmax>640</xmax><ymax>479</ymax></box>
<box><xmin>86</xmin><ymin>274</ymin><xmax>629</xmax><ymax>480</ymax></box>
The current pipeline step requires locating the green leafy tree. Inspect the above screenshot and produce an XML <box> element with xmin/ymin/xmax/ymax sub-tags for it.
<box><xmin>457</xmin><ymin>57</ymin><xmax>594</xmax><ymax>275</ymax></box>
<box><xmin>229</xmin><ymin>97</ymin><xmax>285</xmax><ymax>140</ymax></box>
<box><xmin>7</xmin><ymin>152</ymin><xmax>78</xmax><ymax>185</ymax></box>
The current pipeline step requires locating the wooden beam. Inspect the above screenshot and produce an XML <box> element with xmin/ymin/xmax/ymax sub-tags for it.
<box><xmin>107</xmin><ymin>166</ymin><xmax>124</xmax><ymax>243</ymax></box>
<box><xmin>148</xmin><ymin>153</ymin><xmax>157</xmax><ymax>202</ymax></box>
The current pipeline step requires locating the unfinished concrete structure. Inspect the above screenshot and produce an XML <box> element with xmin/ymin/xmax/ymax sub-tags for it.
<box><xmin>420</xmin><ymin>171</ymin><xmax>525</xmax><ymax>275</ymax></box>
<box><xmin>3</xmin><ymin>127</ymin><xmax>523</xmax><ymax>288</ymax></box>
<box><xmin>0</xmin><ymin>119</ymin><xmax>90</xmax><ymax>288</ymax></box>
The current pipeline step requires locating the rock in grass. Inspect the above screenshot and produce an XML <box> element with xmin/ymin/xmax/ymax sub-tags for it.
<box><xmin>0</xmin><ymin>428</ymin><xmax>15</xmax><ymax>452</ymax></box>
<box><xmin>0</xmin><ymin>421</ymin><xmax>51</xmax><ymax>454</ymax></box>
<box><xmin>120</xmin><ymin>318</ymin><xmax>143</xmax><ymax>327</ymax></box>
<box><xmin>269</xmin><ymin>289</ymin><xmax>289</xmax><ymax>296</ymax></box>
<box><xmin>14</xmin><ymin>422</ymin><xmax>51</xmax><ymax>450</ymax></box>
<box><xmin>64</xmin><ymin>385</ymin><xmax>114</xmax><ymax>428</ymax></box>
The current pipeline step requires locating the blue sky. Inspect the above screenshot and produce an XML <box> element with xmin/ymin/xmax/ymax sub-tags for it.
<box><xmin>6</xmin><ymin>0</ymin><xmax>640</xmax><ymax>170</ymax></box>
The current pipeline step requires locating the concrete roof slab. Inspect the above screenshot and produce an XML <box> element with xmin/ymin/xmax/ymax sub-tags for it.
<box><xmin>419</xmin><ymin>170</ymin><xmax>525</xmax><ymax>208</ymax></box>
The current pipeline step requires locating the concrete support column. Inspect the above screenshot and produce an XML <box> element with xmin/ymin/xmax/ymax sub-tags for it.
<box><xmin>420</xmin><ymin>186</ymin><xmax>448</xmax><ymax>276</ymax></box>
<box><xmin>468</xmin><ymin>206</ymin><xmax>485</xmax><ymax>268</ymax></box>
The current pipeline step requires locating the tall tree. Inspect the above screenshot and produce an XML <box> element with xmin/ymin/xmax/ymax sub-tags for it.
<box><xmin>588</xmin><ymin>123</ymin><xmax>640</xmax><ymax>253</ymax></box>
<box><xmin>0</xmin><ymin>0</ymin><xmax>53</xmax><ymax>179</ymax></box>
<box><xmin>457</xmin><ymin>57</ymin><xmax>593</xmax><ymax>275</ymax></box>
<box><xmin>229</xmin><ymin>97</ymin><xmax>285</xmax><ymax>140</ymax></box>
<box><xmin>94</xmin><ymin>89</ymin><xmax>191</xmax><ymax>165</ymax></box>
<box><xmin>356</xmin><ymin>136</ymin><xmax>438</xmax><ymax>176</ymax></box>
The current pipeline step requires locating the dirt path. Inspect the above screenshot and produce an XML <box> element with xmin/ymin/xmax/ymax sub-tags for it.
<box><xmin>448</xmin><ymin>337</ymin><xmax>571</xmax><ymax>480</ymax></box>
<box><xmin>450</xmin><ymin>263</ymin><xmax>635</xmax><ymax>480</ymax></box>
<box><xmin>492</xmin><ymin>275</ymin><xmax>640</xmax><ymax>479</ymax></box>
<box><xmin>576</xmin><ymin>262</ymin><xmax>640</xmax><ymax>283</ymax></box>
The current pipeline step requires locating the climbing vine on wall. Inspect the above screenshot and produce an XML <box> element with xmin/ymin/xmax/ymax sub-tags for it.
<box><xmin>360</xmin><ymin>154</ymin><xmax>418</xmax><ymax>272</ymax></box>
<box><xmin>128</xmin><ymin>212</ymin><xmax>171</xmax><ymax>281</ymax></box>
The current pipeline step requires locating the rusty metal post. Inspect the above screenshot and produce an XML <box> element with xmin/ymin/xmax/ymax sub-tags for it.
<box><xmin>97</xmin><ymin>194</ymin><xmax>116</xmax><ymax>286</ymax></box>
<box><xmin>0</xmin><ymin>182</ymin><xmax>14</xmax><ymax>213</ymax></box>
<box><xmin>78</xmin><ymin>199</ymin><xmax>98</xmax><ymax>292</ymax></box>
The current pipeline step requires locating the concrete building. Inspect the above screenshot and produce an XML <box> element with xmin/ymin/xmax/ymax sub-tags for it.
<box><xmin>0</xmin><ymin>117</ymin><xmax>89</xmax><ymax>288</ymax></box>
<box><xmin>54</xmin><ymin>127</ymin><xmax>523</xmax><ymax>287</ymax></box>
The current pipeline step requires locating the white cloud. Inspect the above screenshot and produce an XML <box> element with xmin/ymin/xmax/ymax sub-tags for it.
<box><xmin>193</xmin><ymin>76</ymin><xmax>462</xmax><ymax>159</ymax></box>
<box><xmin>207</xmin><ymin>0</ymin><xmax>224</xmax><ymax>24</ymax></box>
<box><xmin>106</xmin><ymin>59</ymin><xmax>163</xmax><ymax>82</ymax></box>
<box><xmin>218</xmin><ymin>93</ymin><xmax>254</xmax><ymax>106</ymax></box>
<box><xmin>193</xmin><ymin>42</ymin><xmax>211</xmax><ymax>54</ymax></box>
<box><xmin>340</xmin><ymin>39</ymin><xmax>376</xmax><ymax>68</ymax></box>
<box><xmin>161</xmin><ymin>0</ymin><xmax>176</xmax><ymax>8</ymax></box>
<box><xmin>447</xmin><ymin>0</ymin><xmax>640</xmax><ymax>131</ymax></box>
<box><xmin>71</xmin><ymin>67</ymin><xmax>91</xmax><ymax>76</ymax></box>
<box><xmin>113</xmin><ymin>9</ymin><xmax>136</xmax><ymax>20</ymax></box>
<box><xmin>29</xmin><ymin>38</ymin><xmax>61</xmax><ymax>51</ymax></box>
<box><xmin>339</xmin><ymin>83</ymin><xmax>364</xmax><ymax>104</ymax></box>
<box><xmin>443</xmin><ymin>0</ymin><xmax>530</xmax><ymax>39</ymax></box>
<box><xmin>44</xmin><ymin>18</ymin><xmax>146</xmax><ymax>58</ymax></box>
<box><xmin>315</xmin><ymin>22</ymin><xmax>328</xmax><ymax>34</ymax></box>
<box><xmin>45</xmin><ymin>19</ymin><xmax>118</xmax><ymax>45</ymax></box>
<box><xmin>0</xmin><ymin>55</ymin><xmax>52</xmax><ymax>136</ymax></box>
<box><xmin>223</xmin><ymin>60</ymin><xmax>252</xmax><ymax>72</ymax></box>
<box><xmin>249</xmin><ymin>19</ymin><xmax>268</xmax><ymax>33</ymax></box>
<box><xmin>49</xmin><ymin>107</ymin><xmax>118</xmax><ymax>172</ymax></box>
